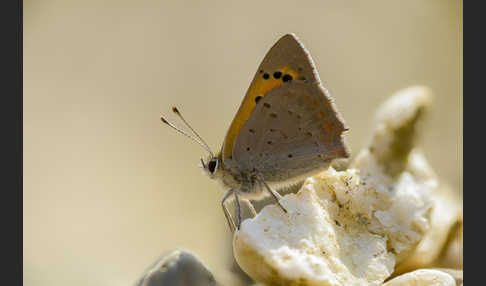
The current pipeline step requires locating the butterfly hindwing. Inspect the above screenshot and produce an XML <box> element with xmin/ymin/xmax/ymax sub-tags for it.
<box><xmin>222</xmin><ymin>33</ymin><xmax>322</xmax><ymax>162</ymax></box>
<box><xmin>231</xmin><ymin>81</ymin><xmax>349</xmax><ymax>182</ymax></box>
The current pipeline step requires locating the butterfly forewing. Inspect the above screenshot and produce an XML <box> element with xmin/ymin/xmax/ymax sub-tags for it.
<box><xmin>222</xmin><ymin>34</ymin><xmax>322</xmax><ymax>163</ymax></box>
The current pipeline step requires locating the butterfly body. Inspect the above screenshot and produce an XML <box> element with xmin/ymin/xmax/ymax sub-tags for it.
<box><xmin>162</xmin><ymin>33</ymin><xmax>349</xmax><ymax>232</ymax></box>
<box><xmin>206</xmin><ymin>151</ymin><xmax>330</xmax><ymax>201</ymax></box>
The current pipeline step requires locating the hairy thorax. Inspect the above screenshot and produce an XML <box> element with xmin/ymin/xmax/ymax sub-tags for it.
<box><xmin>211</xmin><ymin>163</ymin><xmax>269</xmax><ymax>200</ymax></box>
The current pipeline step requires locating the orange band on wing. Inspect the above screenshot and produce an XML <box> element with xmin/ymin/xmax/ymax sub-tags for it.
<box><xmin>223</xmin><ymin>66</ymin><xmax>299</xmax><ymax>160</ymax></box>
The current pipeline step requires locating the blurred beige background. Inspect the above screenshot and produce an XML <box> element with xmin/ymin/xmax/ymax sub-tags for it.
<box><xmin>23</xmin><ymin>0</ymin><xmax>462</xmax><ymax>285</ymax></box>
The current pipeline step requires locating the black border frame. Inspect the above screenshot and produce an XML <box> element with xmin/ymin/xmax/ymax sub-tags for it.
<box><xmin>4</xmin><ymin>0</ymin><xmax>23</xmax><ymax>284</ymax></box>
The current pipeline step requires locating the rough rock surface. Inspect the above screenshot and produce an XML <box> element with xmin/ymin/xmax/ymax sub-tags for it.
<box><xmin>233</xmin><ymin>86</ymin><xmax>462</xmax><ymax>286</ymax></box>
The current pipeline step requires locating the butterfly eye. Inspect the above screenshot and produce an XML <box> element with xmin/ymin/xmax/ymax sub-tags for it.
<box><xmin>208</xmin><ymin>159</ymin><xmax>218</xmax><ymax>173</ymax></box>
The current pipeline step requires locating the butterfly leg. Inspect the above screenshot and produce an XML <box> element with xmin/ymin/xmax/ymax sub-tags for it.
<box><xmin>222</xmin><ymin>189</ymin><xmax>236</xmax><ymax>233</ymax></box>
<box><xmin>244</xmin><ymin>199</ymin><xmax>257</xmax><ymax>217</ymax></box>
<box><xmin>234</xmin><ymin>190</ymin><xmax>243</xmax><ymax>230</ymax></box>
<box><xmin>259</xmin><ymin>177</ymin><xmax>288</xmax><ymax>213</ymax></box>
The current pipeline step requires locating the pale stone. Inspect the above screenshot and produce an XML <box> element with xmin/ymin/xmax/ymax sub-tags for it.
<box><xmin>232</xmin><ymin>86</ymin><xmax>461</xmax><ymax>286</ymax></box>
<box><xmin>395</xmin><ymin>183</ymin><xmax>462</xmax><ymax>273</ymax></box>
<box><xmin>234</xmin><ymin>160</ymin><xmax>433</xmax><ymax>285</ymax></box>
<box><xmin>382</xmin><ymin>269</ymin><xmax>456</xmax><ymax>286</ymax></box>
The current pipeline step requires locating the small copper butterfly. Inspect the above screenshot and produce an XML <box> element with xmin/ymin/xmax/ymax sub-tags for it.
<box><xmin>161</xmin><ymin>34</ymin><xmax>349</xmax><ymax>232</ymax></box>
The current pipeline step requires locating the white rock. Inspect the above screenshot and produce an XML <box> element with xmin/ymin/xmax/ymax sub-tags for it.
<box><xmin>352</xmin><ymin>150</ymin><xmax>435</xmax><ymax>263</ymax></box>
<box><xmin>382</xmin><ymin>269</ymin><xmax>456</xmax><ymax>286</ymax></box>
<box><xmin>395</xmin><ymin>183</ymin><xmax>462</xmax><ymax>273</ymax></box>
<box><xmin>233</xmin><ymin>86</ymin><xmax>439</xmax><ymax>286</ymax></box>
<box><xmin>234</xmin><ymin>161</ymin><xmax>433</xmax><ymax>285</ymax></box>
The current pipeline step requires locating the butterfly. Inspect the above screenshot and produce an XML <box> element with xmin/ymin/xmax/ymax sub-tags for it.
<box><xmin>161</xmin><ymin>33</ymin><xmax>349</xmax><ymax>232</ymax></box>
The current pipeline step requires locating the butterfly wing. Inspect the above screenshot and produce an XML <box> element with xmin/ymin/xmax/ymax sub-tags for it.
<box><xmin>231</xmin><ymin>81</ymin><xmax>349</xmax><ymax>183</ymax></box>
<box><xmin>221</xmin><ymin>33</ymin><xmax>322</xmax><ymax>163</ymax></box>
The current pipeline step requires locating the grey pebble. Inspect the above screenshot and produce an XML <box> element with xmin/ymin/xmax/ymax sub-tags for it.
<box><xmin>135</xmin><ymin>249</ymin><xmax>219</xmax><ymax>286</ymax></box>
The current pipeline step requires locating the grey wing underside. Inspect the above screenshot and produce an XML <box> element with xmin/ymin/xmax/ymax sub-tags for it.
<box><xmin>232</xmin><ymin>81</ymin><xmax>349</xmax><ymax>183</ymax></box>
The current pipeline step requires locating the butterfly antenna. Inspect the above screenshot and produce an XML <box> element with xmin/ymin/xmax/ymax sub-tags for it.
<box><xmin>160</xmin><ymin>116</ymin><xmax>214</xmax><ymax>157</ymax></box>
<box><xmin>171</xmin><ymin>107</ymin><xmax>214</xmax><ymax>157</ymax></box>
